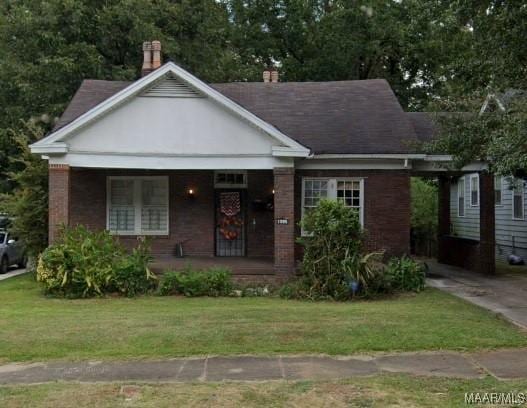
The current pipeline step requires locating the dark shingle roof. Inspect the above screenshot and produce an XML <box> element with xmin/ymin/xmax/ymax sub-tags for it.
<box><xmin>54</xmin><ymin>80</ymin><xmax>131</xmax><ymax>130</ymax></box>
<box><xmin>54</xmin><ymin>77</ymin><xmax>420</xmax><ymax>154</ymax></box>
<box><xmin>406</xmin><ymin>112</ymin><xmax>437</xmax><ymax>143</ymax></box>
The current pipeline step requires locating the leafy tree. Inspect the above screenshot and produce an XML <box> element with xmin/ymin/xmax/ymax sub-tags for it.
<box><xmin>225</xmin><ymin>0</ymin><xmax>466</xmax><ymax>108</ymax></box>
<box><xmin>424</xmin><ymin>1</ymin><xmax>527</xmax><ymax>174</ymax></box>
<box><xmin>0</xmin><ymin>122</ymin><xmax>48</xmax><ymax>257</ymax></box>
<box><xmin>0</xmin><ymin>0</ymin><xmax>243</xmax><ymax>193</ymax></box>
<box><xmin>425</xmin><ymin>94</ymin><xmax>527</xmax><ymax>177</ymax></box>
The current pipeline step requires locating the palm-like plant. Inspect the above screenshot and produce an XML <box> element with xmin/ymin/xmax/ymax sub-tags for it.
<box><xmin>341</xmin><ymin>250</ymin><xmax>384</xmax><ymax>287</ymax></box>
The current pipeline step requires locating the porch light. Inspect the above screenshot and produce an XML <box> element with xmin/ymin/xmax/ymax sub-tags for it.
<box><xmin>188</xmin><ymin>188</ymin><xmax>195</xmax><ymax>196</ymax></box>
<box><xmin>272</xmin><ymin>189</ymin><xmax>275</xmax><ymax>194</ymax></box>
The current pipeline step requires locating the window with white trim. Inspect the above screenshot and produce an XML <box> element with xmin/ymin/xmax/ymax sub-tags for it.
<box><xmin>214</xmin><ymin>171</ymin><xmax>247</xmax><ymax>188</ymax></box>
<box><xmin>495</xmin><ymin>176</ymin><xmax>502</xmax><ymax>206</ymax></box>
<box><xmin>107</xmin><ymin>176</ymin><xmax>169</xmax><ymax>235</ymax></box>
<box><xmin>302</xmin><ymin>178</ymin><xmax>364</xmax><ymax>234</ymax></box>
<box><xmin>470</xmin><ymin>175</ymin><xmax>479</xmax><ymax>206</ymax></box>
<box><xmin>457</xmin><ymin>177</ymin><xmax>465</xmax><ymax>217</ymax></box>
<box><xmin>513</xmin><ymin>178</ymin><xmax>524</xmax><ymax>220</ymax></box>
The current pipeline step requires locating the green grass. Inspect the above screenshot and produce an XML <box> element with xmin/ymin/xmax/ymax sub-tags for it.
<box><xmin>2</xmin><ymin>375</ymin><xmax>527</xmax><ymax>407</ymax></box>
<box><xmin>0</xmin><ymin>274</ymin><xmax>526</xmax><ymax>363</ymax></box>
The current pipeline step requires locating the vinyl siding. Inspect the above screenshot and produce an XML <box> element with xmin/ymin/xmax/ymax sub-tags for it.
<box><xmin>450</xmin><ymin>174</ymin><xmax>527</xmax><ymax>262</ymax></box>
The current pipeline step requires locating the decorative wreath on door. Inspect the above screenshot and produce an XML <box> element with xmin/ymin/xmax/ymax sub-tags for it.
<box><xmin>218</xmin><ymin>192</ymin><xmax>242</xmax><ymax>240</ymax></box>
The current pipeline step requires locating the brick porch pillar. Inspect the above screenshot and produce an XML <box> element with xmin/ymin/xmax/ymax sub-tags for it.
<box><xmin>479</xmin><ymin>172</ymin><xmax>496</xmax><ymax>274</ymax></box>
<box><xmin>48</xmin><ymin>164</ymin><xmax>71</xmax><ymax>244</ymax></box>
<box><xmin>437</xmin><ymin>175</ymin><xmax>451</xmax><ymax>264</ymax></box>
<box><xmin>273</xmin><ymin>167</ymin><xmax>295</xmax><ymax>279</ymax></box>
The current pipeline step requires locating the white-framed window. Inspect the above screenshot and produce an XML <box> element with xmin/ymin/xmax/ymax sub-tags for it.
<box><xmin>214</xmin><ymin>171</ymin><xmax>247</xmax><ymax>188</ymax></box>
<box><xmin>301</xmin><ymin>178</ymin><xmax>364</xmax><ymax>235</ymax></box>
<box><xmin>513</xmin><ymin>178</ymin><xmax>524</xmax><ymax>220</ymax></box>
<box><xmin>495</xmin><ymin>176</ymin><xmax>502</xmax><ymax>206</ymax></box>
<box><xmin>457</xmin><ymin>177</ymin><xmax>465</xmax><ymax>217</ymax></box>
<box><xmin>107</xmin><ymin>176</ymin><xmax>169</xmax><ymax>235</ymax></box>
<box><xmin>470</xmin><ymin>174</ymin><xmax>479</xmax><ymax>206</ymax></box>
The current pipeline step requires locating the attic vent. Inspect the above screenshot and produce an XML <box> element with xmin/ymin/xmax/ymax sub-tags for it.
<box><xmin>141</xmin><ymin>76</ymin><xmax>202</xmax><ymax>98</ymax></box>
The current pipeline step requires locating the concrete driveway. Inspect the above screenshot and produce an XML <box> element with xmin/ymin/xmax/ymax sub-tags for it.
<box><xmin>426</xmin><ymin>261</ymin><xmax>527</xmax><ymax>329</ymax></box>
<box><xmin>0</xmin><ymin>267</ymin><xmax>27</xmax><ymax>281</ymax></box>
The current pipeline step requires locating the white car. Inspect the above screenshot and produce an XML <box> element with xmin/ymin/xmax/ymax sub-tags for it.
<box><xmin>0</xmin><ymin>231</ymin><xmax>27</xmax><ymax>273</ymax></box>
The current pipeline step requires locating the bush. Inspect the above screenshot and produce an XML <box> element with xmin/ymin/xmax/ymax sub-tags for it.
<box><xmin>278</xmin><ymin>281</ymin><xmax>308</xmax><ymax>300</ymax></box>
<box><xmin>112</xmin><ymin>240</ymin><xmax>157</xmax><ymax>297</ymax></box>
<box><xmin>36</xmin><ymin>226</ymin><xmax>157</xmax><ymax>298</ymax></box>
<box><xmin>298</xmin><ymin>199</ymin><xmax>366</xmax><ymax>300</ymax></box>
<box><xmin>158</xmin><ymin>265</ymin><xmax>233</xmax><ymax>297</ymax></box>
<box><xmin>385</xmin><ymin>256</ymin><xmax>426</xmax><ymax>292</ymax></box>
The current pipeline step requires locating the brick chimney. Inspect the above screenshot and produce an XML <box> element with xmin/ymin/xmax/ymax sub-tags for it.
<box><xmin>263</xmin><ymin>67</ymin><xmax>279</xmax><ymax>83</ymax></box>
<box><xmin>270</xmin><ymin>68</ymin><xmax>279</xmax><ymax>83</ymax></box>
<box><xmin>141</xmin><ymin>41</ymin><xmax>153</xmax><ymax>76</ymax></box>
<box><xmin>152</xmin><ymin>40</ymin><xmax>162</xmax><ymax>69</ymax></box>
<box><xmin>263</xmin><ymin>68</ymin><xmax>271</xmax><ymax>83</ymax></box>
<box><xmin>141</xmin><ymin>40</ymin><xmax>162</xmax><ymax>76</ymax></box>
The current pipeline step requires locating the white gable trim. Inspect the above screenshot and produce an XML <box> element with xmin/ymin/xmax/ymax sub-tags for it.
<box><xmin>30</xmin><ymin>62</ymin><xmax>310</xmax><ymax>158</ymax></box>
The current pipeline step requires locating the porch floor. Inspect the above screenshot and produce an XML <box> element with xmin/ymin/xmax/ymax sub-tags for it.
<box><xmin>151</xmin><ymin>256</ymin><xmax>274</xmax><ymax>276</ymax></box>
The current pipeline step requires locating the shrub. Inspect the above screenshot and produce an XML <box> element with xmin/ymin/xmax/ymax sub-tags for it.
<box><xmin>37</xmin><ymin>226</ymin><xmax>157</xmax><ymax>298</ymax></box>
<box><xmin>158</xmin><ymin>265</ymin><xmax>233</xmax><ymax>297</ymax></box>
<box><xmin>112</xmin><ymin>239</ymin><xmax>157</xmax><ymax>297</ymax></box>
<box><xmin>298</xmin><ymin>199</ymin><xmax>365</xmax><ymax>300</ymax></box>
<box><xmin>157</xmin><ymin>270</ymin><xmax>181</xmax><ymax>296</ymax></box>
<box><xmin>278</xmin><ymin>281</ymin><xmax>308</xmax><ymax>300</ymax></box>
<box><xmin>204</xmin><ymin>267</ymin><xmax>232</xmax><ymax>296</ymax></box>
<box><xmin>385</xmin><ymin>256</ymin><xmax>426</xmax><ymax>292</ymax></box>
<box><xmin>341</xmin><ymin>250</ymin><xmax>384</xmax><ymax>287</ymax></box>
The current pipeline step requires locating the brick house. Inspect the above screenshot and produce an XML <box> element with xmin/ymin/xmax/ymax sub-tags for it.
<box><xmin>31</xmin><ymin>42</ymin><xmax>496</xmax><ymax>281</ymax></box>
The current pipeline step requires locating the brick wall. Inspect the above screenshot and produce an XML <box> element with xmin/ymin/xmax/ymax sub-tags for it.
<box><xmin>273</xmin><ymin>167</ymin><xmax>296</xmax><ymax>278</ymax></box>
<box><xmin>65</xmin><ymin>167</ymin><xmax>412</xmax><ymax>270</ymax></box>
<box><xmin>48</xmin><ymin>164</ymin><xmax>71</xmax><ymax>244</ymax></box>
<box><xmin>479</xmin><ymin>172</ymin><xmax>496</xmax><ymax>274</ymax></box>
<box><xmin>294</xmin><ymin>170</ymin><xmax>411</xmax><ymax>259</ymax></box>
<box><xmin>438</xmin><ymin>236</ymin><xmax>481</xmax><ymax>271</ymax></box>
<box><xmin>68</xmin><ymin>168</ymin><xmax>273</xmax><ymax>258</ymax></box>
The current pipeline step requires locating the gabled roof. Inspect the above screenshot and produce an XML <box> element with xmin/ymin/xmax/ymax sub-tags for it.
<box><xmin>35</xmin><ymin>62</ymin><xmax>421</xmax><ymax>156</ymax></box>
<box><xmin>480</xmin><ymin>89</ymin><xmax>527</xmax><ymax>114</ymax></box>
<box><xmin>32</xmin><ymin>62</ymin><xmax>310</xmax><ymax>157</ymax></box>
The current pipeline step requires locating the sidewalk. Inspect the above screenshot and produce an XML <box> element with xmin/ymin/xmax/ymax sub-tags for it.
<box><xmin>426</xmin><ymin>261</ymin><xmax>527</xmax><ymax>329</ymax></box>
<box><xmin>0</xmin><ymin>268</ymin><xmax>27</xmax><ymax>281</ymax></box>
<box><xmin>2</xmin><ymin>349</ymin><xmax>527</xmax><ymax>384</ymax></box>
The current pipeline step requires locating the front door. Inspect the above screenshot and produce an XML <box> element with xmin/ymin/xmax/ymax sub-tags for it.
<box><xmin>215</xmin><ymin>190</ymin><xmax>245</xmax><ymax>256</ymax></box>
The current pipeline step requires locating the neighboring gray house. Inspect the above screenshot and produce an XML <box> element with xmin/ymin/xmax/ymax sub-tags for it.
<box><xmin>450</xmin><ymin>174</ymin><xmax>527</xmax><ymax>262</ymax></box>
<box><xmin>450</xmin><ymin>90</ymin><xmax>527</xmax><ymax>263</ymax></box>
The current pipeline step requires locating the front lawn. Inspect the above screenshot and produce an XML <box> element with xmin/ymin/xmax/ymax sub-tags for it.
<box><xmin>0</xmin><ymin>274</ymin><xmax>526</xmax><ymax>363</ymax></box>
<box><xmin>2</xmin><ymin>375</ymin><xmax>527</xmax><ymax>407</ymax></box>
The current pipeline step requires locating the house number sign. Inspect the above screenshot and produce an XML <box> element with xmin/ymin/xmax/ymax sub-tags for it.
<box><xmin>276</xmin><ymin>218</ymin><xmax>289</xmax><ymax>225</ymax></box>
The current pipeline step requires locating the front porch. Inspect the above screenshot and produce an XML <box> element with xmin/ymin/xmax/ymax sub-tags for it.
<box><xmin>49</xmin><ymin>166</ymin><xmax>297</xmax><ymax>281</ymax></box>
